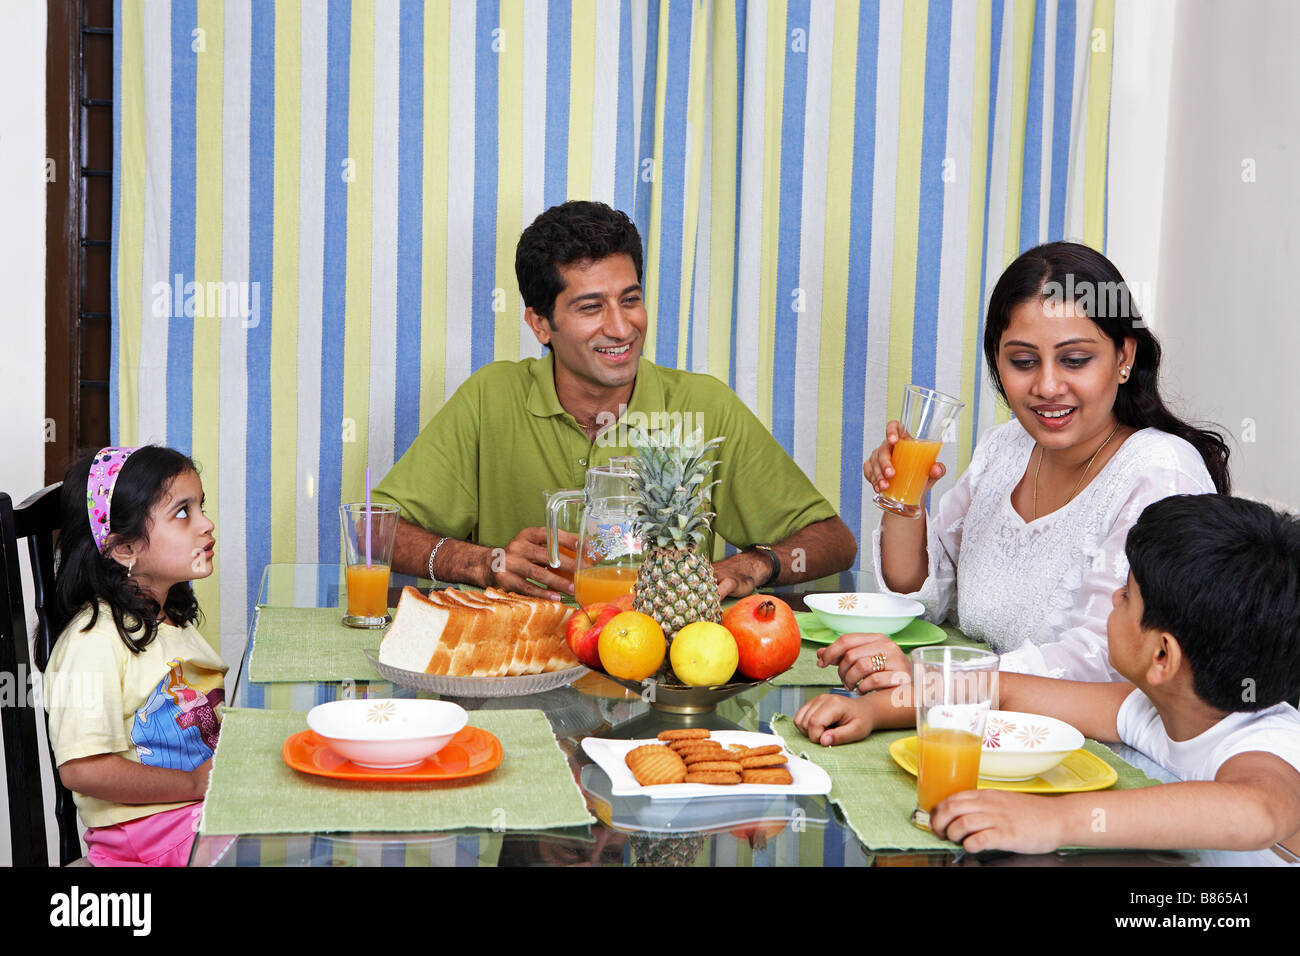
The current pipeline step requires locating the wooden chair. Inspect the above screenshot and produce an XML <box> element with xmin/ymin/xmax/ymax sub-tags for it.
<box><xmin>0</xmin><ymin>483</ymin><xmax>83</xmax><ymax>865</ymax></box>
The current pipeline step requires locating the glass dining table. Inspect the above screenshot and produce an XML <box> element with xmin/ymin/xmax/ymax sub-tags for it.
<box><xmin>189</xmin><ymin>564</ymin><xmax>1199</xmax><ymax>868</ymax></box>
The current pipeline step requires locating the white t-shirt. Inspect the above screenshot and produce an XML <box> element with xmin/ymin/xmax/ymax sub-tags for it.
<box><xmin>1117</xmin><ymin>689</ymin><xmax>1300</xmax><ymax>865</ymax></box>
<box><xmin>873</xmin><ymin>420</ymin><xmax>1215</xmax><ymax>680</ymax></box>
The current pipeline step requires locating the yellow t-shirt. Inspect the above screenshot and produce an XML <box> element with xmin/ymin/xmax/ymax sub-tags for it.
<box><xmin>45</xmin><ymin>602</ymin><xmax>227</xmax><ymax>828</ymax></box>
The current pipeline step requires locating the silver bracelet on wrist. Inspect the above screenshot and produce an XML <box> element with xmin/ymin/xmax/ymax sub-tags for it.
<box><xmin>426</xmin><ymin>536</ymin><xmax>448</xmax><ymax>589</ymax></box>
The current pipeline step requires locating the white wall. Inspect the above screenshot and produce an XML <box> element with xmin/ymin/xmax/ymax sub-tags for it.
<box><xmin>1154</xmin><ymin>0</ymin><xmax>1300</xmax><ymax>508</ymax></box>
<box><xmin>0</xmin><ymin>0</ymin><xmax>49</xmax><ymax>866</ymax></box>
<box><xmin>1107</xmin><ymin>0</ymin><xmax>1178</xmax><ymax>327</ymax></box>
<box><xmin>1107</xmin><ymin>0</ymin><xmax>1298</xmax><ymax>509</ymax></box>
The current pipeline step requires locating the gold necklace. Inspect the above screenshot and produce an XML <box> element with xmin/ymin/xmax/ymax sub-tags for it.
<box><xmin>1032</xmin><ymin>421</ymin><xmax>1122</xmax><ymax>520</ymax></box>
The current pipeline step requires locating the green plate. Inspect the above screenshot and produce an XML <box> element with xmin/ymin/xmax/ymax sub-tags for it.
<box><xmin>795</xmin><ymin>612</ymin><xmax>946</xmax><ymax>649</ymax></box>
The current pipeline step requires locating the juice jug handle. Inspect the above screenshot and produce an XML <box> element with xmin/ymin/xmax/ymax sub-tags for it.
<box><xmin>546</xmin><ymin>489</ymin><xmax>584</xmax><ymax>567</ymax></box>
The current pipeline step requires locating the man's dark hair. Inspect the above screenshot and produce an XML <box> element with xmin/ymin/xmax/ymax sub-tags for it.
<box><xmin>1125</xmin><ymin>494</ymin><xmax>1300</xmax><ymax>712</ymax></box>
<box><xmin>515</xmin><ymin>200</ymin><xmax>643</xmax><ymax>322</ymax></box>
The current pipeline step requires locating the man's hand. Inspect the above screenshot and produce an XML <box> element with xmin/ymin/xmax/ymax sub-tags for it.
<box><xmin>928</xmin><ymin>790</ymin><xmax>1068</xmax><ymax>855</ymax></box>
<box><xmin>713</xmin><ymin>516</ymin><xmax>859</xmax><ymax>600</ymax></box>
<box><xmin>793</xmin><ymin>693</ymin><xmax>876</xmax><ymax>746</ymax></box>
<box><xmin>488</xmin><ymin>527</ymin><xmax>578</xmax><ymax>600</ymax></box>
<box><xmin>713</xmin><ymin>550</ymin><xmax>769</xmax><ymax>600</ymax></box>
<box><xmin>817</xmin><ymin>632</ymin><xmax>911</xmax><ymax>694</ymax></box>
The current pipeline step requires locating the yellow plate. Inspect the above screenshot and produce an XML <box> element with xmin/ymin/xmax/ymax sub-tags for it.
<box><xmin>888</xmin><ymin>736</ymin><xmax>1119</xmax><ymax>794</ymax></box>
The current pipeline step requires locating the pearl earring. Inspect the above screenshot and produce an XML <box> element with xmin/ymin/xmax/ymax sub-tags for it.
<box><xmin>1120</xmin><ymin>366</ymin><xmax>1130</xmax><ymax>380</ymax></box>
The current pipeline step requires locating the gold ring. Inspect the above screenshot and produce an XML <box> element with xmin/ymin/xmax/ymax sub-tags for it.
<box><xmin>869</xmin><ymin>653</ymin><xmax>888</xmax><ymax>674</ymax></box>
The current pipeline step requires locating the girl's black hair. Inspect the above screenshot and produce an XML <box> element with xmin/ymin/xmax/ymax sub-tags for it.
<box><xmin>42</xmin><ymin>446</ymin><xmax>203</xmax><ymax>669</ymax></box>
<box><xmin>982</xmin><ymin>242</ymin><xmax>1231</xmax><ymax>494</ymax></box>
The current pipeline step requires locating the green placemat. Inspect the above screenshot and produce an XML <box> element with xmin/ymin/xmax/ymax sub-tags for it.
<box><xmin>772</xmin><ymin>643</ymin><xmax>843</xmax><ymax>686</ymax></box>
<box><xmin>200</xmin><ymin>708</ymin><xmax>595</xmax><ymax>835</ymax></box>
<box><xmin>772</xmin><ymin>623</ymin><xmax>988</xmax><ymax>687</ymax></box>
<box><xmin>248</xmin><ymin>606</ymin><xmax>390</xmax><ymax>683</ymax></box>
<box><xmin>770</xmin><ymin>714</ymin><xmax>1160</xmax><ymax>852</ymax></box>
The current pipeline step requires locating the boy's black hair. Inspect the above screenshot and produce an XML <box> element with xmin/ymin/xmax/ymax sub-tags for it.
<box><xmin>1125</xmin><ymin>494</ymin><xmax>1300</xmax><ymax>712</ymax></box>
<box><xmin>515</xmin><ymin>200</ymin><xmax>643</xmax><ymax>324</ymax></box>
<box><xmin>42</xmin><ymin>446</ymin><xmax>203</xmax><ymax>669</ymax></box>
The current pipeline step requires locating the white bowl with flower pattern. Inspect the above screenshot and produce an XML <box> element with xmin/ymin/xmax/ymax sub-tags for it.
<box><xmin>306</xmin><ymin>698</ymin><xmax>467</xmax><ymax>769</ymax></box>
<box><xmin>803</xmin><ymin>592</ymin><xmax>924</xmax><ymax>636</ymax></box>
<box><xmin>979</xmin><ymin>710</ymin><xmax>1084</xmax><ymax>781</ymax></box>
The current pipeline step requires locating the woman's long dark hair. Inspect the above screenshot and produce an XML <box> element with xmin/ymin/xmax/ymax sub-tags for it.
<box><xmin>42</xmin><ymin>446</ymin><xmax>204</xmax><ymax>670</ymax></box>
<box><xmin>982</xmin><ymin>242</ymin><xmax>1230</xmax><ymax>493</ymax></box>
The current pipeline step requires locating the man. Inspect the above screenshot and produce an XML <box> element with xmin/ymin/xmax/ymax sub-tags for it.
<box><xmin>373</xmin><ymin>200</ymin><xmax>857</xmax><ymax>600</ymax></box>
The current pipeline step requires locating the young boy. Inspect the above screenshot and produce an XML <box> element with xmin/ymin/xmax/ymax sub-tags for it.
<box><xmin>795</xmin><ymin>494</ymin><xmax>1300</xmax><ymax>859</ymax></box>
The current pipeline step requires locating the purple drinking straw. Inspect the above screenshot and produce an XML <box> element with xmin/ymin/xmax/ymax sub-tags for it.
<box><xmin>365</xmin><ymin>467</ymin><xmax>372</xmax><ymax>567</ymax></box>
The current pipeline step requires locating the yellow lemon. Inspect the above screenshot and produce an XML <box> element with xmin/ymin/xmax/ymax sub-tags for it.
<box><xmin>669</xmin><ymin>622</ymin><xmax>739</xmax><ymax>686</ymax></box>
<box><xmin>598</xmin><ymin>611</ymin><xmax>666</xmax><ymax>681</ymax></box>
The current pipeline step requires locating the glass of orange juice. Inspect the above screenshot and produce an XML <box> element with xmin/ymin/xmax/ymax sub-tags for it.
<box><xmin>875</xmin><ymin>384</ymin><xmax>965</xmax><ymax>518</ymax></box>
<box><xmin>909</xmin><ymin>645</ymin><xmax>999</xmax><ymax>831</ymax></box>
<box><xmin>339</xmin><ymin>503</ymin><xmax>400</xmax><ymax>628</ymax></box>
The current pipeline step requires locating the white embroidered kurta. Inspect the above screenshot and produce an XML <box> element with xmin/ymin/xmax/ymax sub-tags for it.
<box><xmin>872</xmin><ymin>420</ymin><xmax>1216</xmax><ymax>680</ymax></box>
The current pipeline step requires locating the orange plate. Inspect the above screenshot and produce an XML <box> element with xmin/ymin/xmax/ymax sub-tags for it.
<box><xmin>281</xmin><ymin>726</ymin><xmax>503</xmax><ymax>783</ymax></box>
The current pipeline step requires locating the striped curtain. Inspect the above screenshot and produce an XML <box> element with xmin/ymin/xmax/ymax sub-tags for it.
<box><xmin>112</xmin><ymin>0</ymin><xmax>1114</xmax><ymax>661</ymax></box>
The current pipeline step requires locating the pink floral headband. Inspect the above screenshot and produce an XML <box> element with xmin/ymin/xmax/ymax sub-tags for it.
<box><xmin>87</xmin><ymin>446</ymin><xmax>138</xmax><ymax>554</ymax></box>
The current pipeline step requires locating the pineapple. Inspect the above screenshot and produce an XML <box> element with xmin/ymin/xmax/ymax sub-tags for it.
<box><xmin>628</xmin><ymin>426</ymin><xmax>726</xmax><ymax>650</ymax></box>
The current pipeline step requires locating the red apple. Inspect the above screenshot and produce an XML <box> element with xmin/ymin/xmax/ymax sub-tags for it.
<box><xmin>721</xmin><ymin>595</ymin><xmax>800</xmax><ymax>680</ymax></box>
<box><xmin>565</xmin><ymin>603</ymin><xmax>621</xmax><ymax>671</ymax></box>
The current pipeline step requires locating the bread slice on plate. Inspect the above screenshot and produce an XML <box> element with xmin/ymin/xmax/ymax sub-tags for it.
<box><xmin>379</xmin><ymin>586</ymin><xmax>578</xmax><ymax>677</ymax></box>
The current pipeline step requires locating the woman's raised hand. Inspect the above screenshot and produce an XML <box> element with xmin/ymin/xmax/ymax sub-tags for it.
<box><xmin>863</xmin><ymin>420</ymin><xmax>946</xmax><ymax>497</ymax></box>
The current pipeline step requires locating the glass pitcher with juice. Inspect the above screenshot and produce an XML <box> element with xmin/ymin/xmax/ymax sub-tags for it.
<box><xmin>547</xmin><ymin>461</ymin><xmax>642</xmax><ymax>608</ymax></box>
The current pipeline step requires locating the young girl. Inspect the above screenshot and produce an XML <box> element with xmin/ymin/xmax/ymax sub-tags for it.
<box><xmin>44</xmin><ymin>446</ymin><xmax>226</xmax><ymax>866</ymax></box>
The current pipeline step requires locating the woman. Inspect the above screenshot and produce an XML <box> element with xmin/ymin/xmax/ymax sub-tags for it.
<box><xmin>831</xmin><ymin>242</ymin><xmax>1228</xmax><ymax>689</ymax></box>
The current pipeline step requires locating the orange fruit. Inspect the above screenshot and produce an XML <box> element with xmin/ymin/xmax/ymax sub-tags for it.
<box><xmin>598</xmin><ymin>611</ymin><xmax>666</xmax><ymax>681</ymax></box>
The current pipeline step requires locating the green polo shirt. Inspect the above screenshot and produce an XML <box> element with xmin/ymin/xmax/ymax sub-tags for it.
<box><xmin>371</xmin><ymin>355</ymin><xmax>837</xmax><ymax>550</ymax></box>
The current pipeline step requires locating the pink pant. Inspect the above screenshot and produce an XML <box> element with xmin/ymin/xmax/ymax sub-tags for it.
<box><xmin>84</xmin><ymin>802</ymin><xmax>203</xmax><ymax>867</ymax></box>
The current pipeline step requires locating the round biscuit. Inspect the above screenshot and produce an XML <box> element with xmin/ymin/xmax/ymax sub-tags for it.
<box><xmin>684</xmin><ymin>771</ymin><xmax>741</xmax><ymax>785</ymax></box>
<box><xmin>685</xmin><ymin>760</ymin><xmax>743</xmax><ymax>773</ymax></box>
<box><xmin>657</xmin><ymin>729</ymin><xmax>711</xmax><ymax>741</ymax></box>
<box><xmin>624</xmin><ymin>744</ymin><xmax>662</xmax><ymax>764</ymax></box>
<box><xmin>741</xmin><ymin>767</ymin><xmax>793</xmax><ymax>785</ymax></box>
<box><xmin>682</xmin><ymin>750</ymin><xmax>732</xmax><ymax>765</ymax></box>
<box><xmin>674</xmin><ymin>742</ymin><xmax>724</xmax><ymax>757</ymax></box>
<box><xmin>740</xmin><ymin>753</ymin><xmax>789</xmax><ymax>769</ymax></box>
<box><xmin>626</xmin><ymin>746</ymin><xmax>687</xmax><ymax>786</ymax></box>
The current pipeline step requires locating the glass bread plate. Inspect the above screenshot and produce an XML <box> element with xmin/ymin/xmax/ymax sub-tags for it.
<box><xmin>364</xmin><ymin>649</ymin><xmax>588</xmax><ymax>698</ymax></box>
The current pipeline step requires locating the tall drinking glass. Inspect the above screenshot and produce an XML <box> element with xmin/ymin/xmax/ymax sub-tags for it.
<box><xmin>339</xmin><ymin>503</ymin><xmax>399</xmax><ymax>628</ymax></box>
<box><xmin>910</xmin><ymin>645</ymin><xmax>999</xmax><ymax>831</ymax></box>
<box><xmin>874</xmin><ymin>384</ymin><xmax>965</xmax><ymax>518</ymax></box>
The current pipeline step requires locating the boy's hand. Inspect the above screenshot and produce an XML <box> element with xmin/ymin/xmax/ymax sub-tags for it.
<box><xmin>794</xmin><ymin>693</ymin><xmax>875</xmax><ymax>746</ymax></box>
<box><xmin>930</xmin><ymin>790</ymin><xmax>1068</xmax><ymax>855</ymax></box>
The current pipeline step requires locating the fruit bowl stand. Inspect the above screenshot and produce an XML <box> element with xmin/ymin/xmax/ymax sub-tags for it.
<box><xmin>599</xmin><ymin>673</ymin><xmax>767</xmax><ymax>715</ymax></box>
